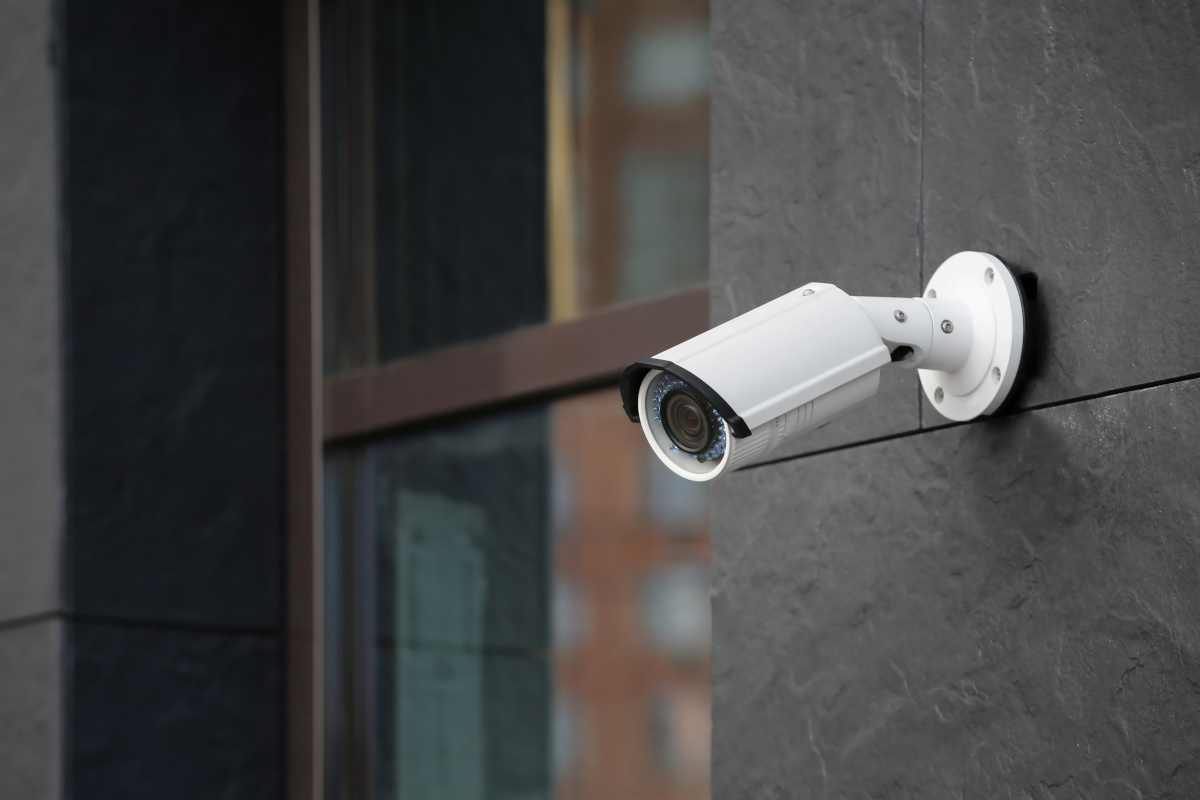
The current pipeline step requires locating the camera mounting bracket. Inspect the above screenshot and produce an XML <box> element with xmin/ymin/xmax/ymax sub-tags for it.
<box><xmin>917</xmin><ymin>251</ymin><xmax>1027</xmax><ymax>421</ymax></box>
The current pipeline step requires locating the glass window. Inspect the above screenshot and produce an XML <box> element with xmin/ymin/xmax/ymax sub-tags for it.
<box><xmin>322</xmin><ymin>0</ymin><xmax>548</xmax><ymax>373</ymax></box>
<box><xmin>548</xmin><ymin>0</ymin><xmax>711</xmax><ymax>319</ymax></box>
<box><xmin>323</xmin><ymin>0</ymin><xmax>710</xmax><ymax>373</ymax></box>
<box><xmin>551</xmin><ymin>389</ymin><xmax>710</xmax><ymax>800</ymax></box>
<box><xmin>373</xmin><ymin>410</ymin><xmax>552</xmax><ymax>800</ymax></box>
<box><xmin>324</xmin><ymin>388</ymin><xmax>710</xmax><ymax>799</ymax></box>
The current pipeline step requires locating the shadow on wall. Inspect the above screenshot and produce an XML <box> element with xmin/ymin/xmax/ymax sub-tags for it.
<box><xmin>995</xmin><ymin>259</ymin><xmax>1045</xmax><ymax>415</ymax></box>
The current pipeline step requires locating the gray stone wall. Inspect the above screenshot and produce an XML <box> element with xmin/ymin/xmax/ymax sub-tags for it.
<box><xmin>0</xmin><ymin>0</ymin><xmax>63</xmax><ymax>796</ymax></box>
<box><xmin>711</xmin><ymin>0</ymin><xmax>1200</xmax><ymax>795</ymax></box>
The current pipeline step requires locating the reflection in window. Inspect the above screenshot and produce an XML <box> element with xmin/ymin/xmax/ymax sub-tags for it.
<box><xmin>553</xmin><ymin>695</ymin><xmax>583</xmax><ymax>778</ymax></box>
<box><xmin>552</xmin><ymin>389</ymin><xmax>710</xmax><ymax>800</ymax></box>
<box><xmin>373</xmin><ymin>410</ymin><xmax>552</xmax><ymax>800</ymax></box>
<box><xmin>326</xmin><ymin>389</ymin><xmax>711</xmax><ymax>799</ymax></box>
<box><xmin>551</xmin><ymin>0</ymin><xmax>712</xmax><ymax>319</ymax></box>
<box><xmin>319</xmin><ymin>2</ymin><xmax>713</xmax><ymax>791</ymax></box>
<box><xmin>624</xmin><ymin>25</ymin><xmax>711</xmax><ymax>107</ymax></box>
<box><xmin>642</xmin><ymin>564</ymin><xmax>711</xmax><ymax>660</ymax></box>
<box><xmin>645</xmin><ymin>453</ymin><xmax>709</xmax><ymax>533</ymax></box>
<box><xmin>323</xmin><ymin>0</ymin><xmax>548</xmax><ymax>372</ymax></box>
<box><xmin>619</xmin><ymin>151</ymin><xmax>710</xmax><ymax>302</ymax></box>
<box><xmin>325</xmin><ymin>0</ymin><xmax>711</xmax><ymax>373</ymax></box>
<box><xmin>651</xmin><ymin>685</ymin><xmax>712</xmax><ymax>781</ymax></box>
<box><xmin>554</xmin><ymin>577</ymin><xmax>586</xmax><ymax>651</ymax></box>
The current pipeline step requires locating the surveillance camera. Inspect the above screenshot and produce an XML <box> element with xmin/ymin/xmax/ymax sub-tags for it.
<box><xmin>620</xmin><ymin>252</ymin><xmax>1029</xmax><ymax>481</ymax></box>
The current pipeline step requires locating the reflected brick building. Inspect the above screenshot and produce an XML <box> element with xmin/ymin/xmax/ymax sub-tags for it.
<box><xmin>552</xmin><ymin>391</ymin><xmax>710</xmax><ymax>800</ymax></box>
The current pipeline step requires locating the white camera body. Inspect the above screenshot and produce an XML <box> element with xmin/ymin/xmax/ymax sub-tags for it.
<box><xmin>620</xmin><ymin>252</ymin><xmax>1029</xmax><ymax>481</ymax></box>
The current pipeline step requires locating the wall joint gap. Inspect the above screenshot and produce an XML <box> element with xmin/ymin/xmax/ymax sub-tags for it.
<box><xmin>747</xmin><ymin>370</ymin><xmax>1200</xmax><ymax>469</ymax></box>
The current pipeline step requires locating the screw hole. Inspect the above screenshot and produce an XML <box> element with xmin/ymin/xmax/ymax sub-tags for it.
<box><xmin>927</xmin><ymin>289</ymin><xmax>937</xmax><ymax>299</ymax></box>
<box><xmin>934</xmin><ymin>387</ymin><xmax>944</xmax><ymax>403</ymax></box>
<box><xmin>992</xmin><ymin>366</ymin><xmax>1001</xmax><ymax>383</ymax></box>
<box><xmin>802</xmin><ymin>288</ymin><xmax>815</xmax><ymax>296</ymax></box>
<box><xmin>985</xmin><ymin>267</ymin><xmax>995</xmax><ymax>285</ymax></box>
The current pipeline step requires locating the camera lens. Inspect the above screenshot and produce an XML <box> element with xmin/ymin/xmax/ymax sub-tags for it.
<box><xmin>662</xmin><ymin>389</ymin><xmax>713</xmax><ymax>454</ymax></box>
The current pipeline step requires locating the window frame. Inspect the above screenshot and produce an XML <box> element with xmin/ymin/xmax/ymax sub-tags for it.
<box><xmin>324</xmin><ymin>287</ymin><xmax>708</xmax><ymax>443</ymax></box>
<box><xmin>283</xmin><ymin>1</ymin><xmax>711</xmax><ymax>798</ymax></box>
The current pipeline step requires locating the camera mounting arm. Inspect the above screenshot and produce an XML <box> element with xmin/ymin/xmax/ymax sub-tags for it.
<box><xmin>855</xmin><ymin>252</ymin><xmax>1028</xmax><ymax>421</ymax></box>
<box><xmin>853</xmin><ymin>295</ymin><xmax>974</xmax><ymax>372</ymax></box>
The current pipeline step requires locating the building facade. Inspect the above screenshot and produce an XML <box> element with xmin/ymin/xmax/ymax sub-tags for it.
<box><xmin>2</xmin><ymin>0</ymin><xmax>1199</xmax><ymax>798</ymax></box>
<box><xmin>2</xmin><ymin>0</ymin><xmax>713</xmax><ymax>797</ymax></box>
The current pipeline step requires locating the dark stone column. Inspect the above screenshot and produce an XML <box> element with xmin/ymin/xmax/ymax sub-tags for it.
<box><xmin>61</xmin><ymin>1</ymin><xmax>286</xmax><ymax>796</ymax></box>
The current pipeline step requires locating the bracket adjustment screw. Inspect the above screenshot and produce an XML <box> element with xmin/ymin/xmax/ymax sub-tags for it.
<box><xmin>941</xmin><ymin>320</ymin><xmax>954</xmax><ymax>334</ymax></box>
<box><xmin>894</xmin><ymin>310</ymin><xmax>907</xmax><ymax>323</ymax></box>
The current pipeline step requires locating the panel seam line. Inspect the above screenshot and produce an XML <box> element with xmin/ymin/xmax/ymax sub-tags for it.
<box><xmin>745</xmin><ymin>370</ymin><xmax>1200</xmax><ymax>469</ymax></box>
<box><xmin>917</xmin><ymin>0</ymin><xmax>927</xmax><ymax>430</ymax></box>
<box><xmin>0</xmin><ymin>610</ymin><xmax>279</xmax><ymax>638</ymax></box>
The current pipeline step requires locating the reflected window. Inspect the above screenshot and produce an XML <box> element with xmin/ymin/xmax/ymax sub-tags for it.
<box><xmin>619</xmin><ymin>151</ymin><xmax>709</xmax><ymax>302</ymax></box>
<box><xmin>554</xmin><ymin>577</ymin><xmax>586</xmax><ymax>651</ymax></box>
<box><xmin>642</xmin><ymin>564</ymin><xmax>711</xmax><ymax>660</ymax></box>
<box><xmin>624</xmin><ymin>25</ymin><xmax>710</xmax><ymax>107</ymax></box>
<box><xmin>645</xmin><ymin>452</ymin><xmax>709</xmax><ymax>533</ymax></box>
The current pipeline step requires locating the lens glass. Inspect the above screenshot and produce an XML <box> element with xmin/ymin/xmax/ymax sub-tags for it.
<box><xmin>650</xmin><ymin>374</ymin><xmax>727</xmax><ymax>463</ymax></box>
<box><xmin>662</xmin><ymin>390</ymin><xmax>712</xmax><ymax>454</ymax></box>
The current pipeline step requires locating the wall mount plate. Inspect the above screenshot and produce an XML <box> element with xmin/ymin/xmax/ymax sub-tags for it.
<box><xmin>919</xmin><ymin>252</ymin><xmax>1026</xmax><ymax>421</ymax></box>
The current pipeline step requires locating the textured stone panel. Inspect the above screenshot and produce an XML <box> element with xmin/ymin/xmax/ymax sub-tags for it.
<box><xmin>922</xmin><ymin>0</ymin><xmax>1200</xmax><ymax>427</ymax></box>
<box><xmin>713</xmin><ymin>377</ymin><xmax>1200</xmax><ymax>798</ymax></box>
<box><xmin>62</xmin><ymin>0</ymin><xmax>283</xmax><ymax>627</ymax></box>
<box><xmin>711</xmin><ymin>0</ymin><xmax>922</xmax><ymax>457</ymax></box>
<box><xmin>70</xmin><ymin>623</ymin><xmax>281</xmax><ymax>800</ymax></box>
<box><xmin>0</xmin><ymin>620</ymin><xmax>62</xmax><ymax>800</ymax></box>
<box><xmin>0</xmin><ymin>0</ymin><xmax>61</xmax><ymax>623</ymax></box>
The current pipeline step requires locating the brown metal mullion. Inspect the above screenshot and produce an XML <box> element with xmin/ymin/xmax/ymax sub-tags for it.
<box><xmin>323</xmin><ymin>287</ymin><xmax>710</xmax><ymax>443</ymax></box>
<box><xmin>347</xmin><ymin>445</ymin><xmax>378</xmax><ymax>800</ymax></box>
<box><xmin>341</xmin><ymin>0</ymin><xmax>378</xmax><ymax>370</ymax></box>
<box><xmin>284</xmin><ymin>1</ymin><xmax>324</xmax><ymax>799</ymax></box>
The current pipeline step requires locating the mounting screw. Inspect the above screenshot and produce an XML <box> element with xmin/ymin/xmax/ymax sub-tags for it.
<box><xmin>941</xmin><ymin>320</ymin><xmax>954</xmax><ymax>334</ymax></box>
<box><xmin>894</xmin><ymin>310</ymin><xmax>907</xmax><ymax>323</ymax></box>
<box><xmin>934</xmin><ymin>387</ymin><xmax>944</xmax><ymax>403</ymax></box>
<box><xmin>802</xmin><ymin>288</ymin><xmax>815</xmax><ymax>296</ymax></box>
